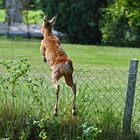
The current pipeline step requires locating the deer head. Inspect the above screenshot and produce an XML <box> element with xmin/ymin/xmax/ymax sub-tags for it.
<box><xmin>41</xmin><ymin>14</ymin><xmax>57</xmax><ymax>34</ymax></box>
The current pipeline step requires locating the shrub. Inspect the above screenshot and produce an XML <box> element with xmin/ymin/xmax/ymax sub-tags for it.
<box><xmin>43</xmin><ymin>0</ymin><xmax>108</xmax><ymax>44</ymax></box>
<box><xmin>101</xmin><ymin>0</ymin><xmax>140</xmax><ymax>47</ymax></box>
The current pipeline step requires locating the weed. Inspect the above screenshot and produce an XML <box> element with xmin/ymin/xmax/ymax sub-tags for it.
<box><xmin>80</xmin><ymin>122</ymin><xmax>101</xmax><ymax>140</ymax></box>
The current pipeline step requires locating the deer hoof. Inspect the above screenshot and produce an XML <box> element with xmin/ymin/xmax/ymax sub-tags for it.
<box><xmin>54</xmin><ymin>112</ymin><xmax>58</xmax><ymax>117</ymax></box>
<box><xmin>72</xmin><ymin>109</ymin><xmax>77</xmax><ymax>116</ymax></box>
<box><xmin>44</xmin><ymin>59</ymin><xmax>47</xmax><ymax>63</ymax></box>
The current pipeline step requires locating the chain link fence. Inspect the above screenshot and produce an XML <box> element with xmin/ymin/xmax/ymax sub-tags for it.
<box><xmin>0</xmin><ymin>64</ymin><xmax>140</xmax><ymax>135</ymax></box>
<box><xmin>133</xmin><ymin>72</ymin><xmax>140</xmax><ymax>134</ymax></box>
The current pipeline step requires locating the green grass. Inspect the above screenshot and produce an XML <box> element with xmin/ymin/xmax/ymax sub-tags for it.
<box><xmin>23</xmin><ymin>10</ymin><xmax>43</xmax><ymax>24</ymax></box>
<box><xmin>0</xmin><ymin>9</ymin><xmax>5</xmax><ymax>22</ymax></box>
<box><xmin>0</xmin><ymin>38</ymin><xmax>140</xmax><ymax>70</ymax></box>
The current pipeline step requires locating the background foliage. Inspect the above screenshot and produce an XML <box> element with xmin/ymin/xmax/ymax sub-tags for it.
<box><xmin>100</xmin><ymin>0</ymin><xmax>140</xmax><ymax>47</ymax></box>
<box><xmin>1</xmin><ymin>0</ymin><xmax>140</xmax><ymax>46</ymax></box>
<box><xmin>41</xmin><ymin>0</ymin><xmax>108</xmax><ymax>44</ymax></box>
<box><xmin>32</xmin><ymin>0</ymin><xmax>140</xmax><ymax>47</ymax></box>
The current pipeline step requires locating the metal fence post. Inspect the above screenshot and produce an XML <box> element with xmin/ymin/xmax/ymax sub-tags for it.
<box><xmin>123</xmin><ymin>59</ymin><xmax>139</xmax><ymax>136</ymax></box>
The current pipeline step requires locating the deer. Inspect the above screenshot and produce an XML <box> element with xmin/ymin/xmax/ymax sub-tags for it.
<box><xmin>40</xmin><ymin>14</ymin><xmax>76</xmax><ymax>116</ymax></box>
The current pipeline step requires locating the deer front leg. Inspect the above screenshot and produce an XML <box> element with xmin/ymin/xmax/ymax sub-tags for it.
<box><xmin>40</xmin><ymin>43</ymin><xmax>47</xmax><ymax>63</ymax></box>
<box><xmin>43</xmin><ymin>56</ymin><xmax>47</xmax><ymax>63</ymax></box>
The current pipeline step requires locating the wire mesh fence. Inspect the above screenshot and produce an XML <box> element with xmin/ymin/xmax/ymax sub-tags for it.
<box><xmin>133</xmin><ymin>73</ymin><xmax>140</xmax><ymax>133</ymax></box>
<box><xmin>0</xmin><ymin>64</ymin><xmax>140</xmax><ymax>134</ymax></box>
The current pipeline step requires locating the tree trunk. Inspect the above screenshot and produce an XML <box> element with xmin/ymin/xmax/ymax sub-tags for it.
<box><xmin>5</xmin><ymin>0</ymin><xmax>23</xmax><ymax>23</ymax></box>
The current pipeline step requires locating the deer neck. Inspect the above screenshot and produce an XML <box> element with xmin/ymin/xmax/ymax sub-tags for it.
<box><xmin>43</xmin><ymin>28</ymin><xmax>53</xmax><ymax>37</ymax></box>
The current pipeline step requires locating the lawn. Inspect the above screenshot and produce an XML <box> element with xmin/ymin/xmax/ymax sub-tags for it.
<box><xmin>0</xmin><ymin>38</ymin><xmax>140</xmax><ymax>139</ymax></box>
<box><xmin>0</xmin><ymin>38</ymin><xmax>140</xmax><ymax>71</ymax></box>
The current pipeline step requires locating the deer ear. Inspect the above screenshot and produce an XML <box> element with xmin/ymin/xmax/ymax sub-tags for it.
<box><xmin>43</xmin><ymin>14</ymin><xmax>48</xmax><ymax>22</ymax></box>
<box><xmin>49</xmin><ymin>14</ymin><xmax>57</xmax><ymax>25</ymax></box>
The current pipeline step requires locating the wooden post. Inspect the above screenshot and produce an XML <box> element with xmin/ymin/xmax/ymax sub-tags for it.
<box><xmin>123</xmin><ymin>59</ymin><xmax>139</xmax><ymax>136</ymax></box>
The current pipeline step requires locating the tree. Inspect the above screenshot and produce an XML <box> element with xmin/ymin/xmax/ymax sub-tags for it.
<box><xmin>5</xmin><ymin>0</ymin><xmax>30</xmax><ymax>23</ymax></box>
<box><xmin>101</xmin><ymin>0</ymin><xmax>140</xmax><ymax>47</ymax></box>
<box><xmin>43</xmin><ymin>0</ymin><xmax>108</xmax><ymax>44</ymax></box>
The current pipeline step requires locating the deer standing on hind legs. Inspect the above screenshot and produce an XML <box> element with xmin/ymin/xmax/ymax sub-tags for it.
<box><xmin>40</xmin><ymin>14</ymin><xmax>77</xmax><ymax>116</ymax></box>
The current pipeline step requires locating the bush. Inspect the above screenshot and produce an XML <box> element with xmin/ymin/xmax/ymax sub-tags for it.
<box><xmin>43</xmin><ymin>0</ymin><xmax>108</xmax><ymax>44</ymax></box>
<box><xmin>101</xmin><ymin>0</ymin><xmax>140</xmax><ymax>47</ymax></box>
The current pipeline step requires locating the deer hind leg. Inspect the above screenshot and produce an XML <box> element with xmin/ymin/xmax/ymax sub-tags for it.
<box><xmin>53</xmin><ymin>80</ymin><xmax>60</xmax><ymax>116</ymax></box>
<box><xmin>52</xmin><ymin>72</ymin><xmax>61</xmax><ymax>116</ymax></box>
<box><xmin>64</xmin><ymin>74</ymin><xmax>77</xmax><ymax>116</ymax></box>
